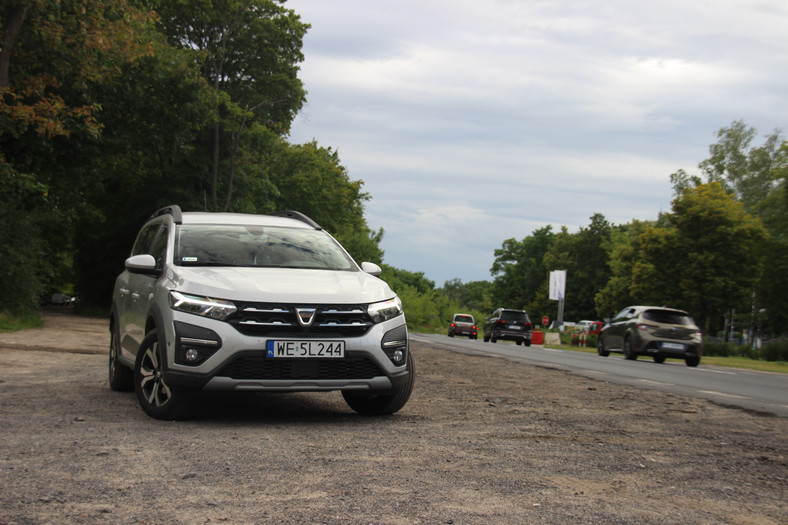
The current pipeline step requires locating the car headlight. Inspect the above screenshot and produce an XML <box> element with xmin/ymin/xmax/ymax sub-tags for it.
<box><xmin>368</xmin><ymin>296</ymin><xmax>404</xmax><ymax>323</ymax></box>
<box><xmin>169</xmin><ymin>291</ymin><xmax>237</xmax><ymax>320</ymax></box>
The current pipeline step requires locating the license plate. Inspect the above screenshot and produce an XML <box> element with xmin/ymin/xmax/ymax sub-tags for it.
<box><xmin>661</xmin><ymin>342</ymin><xmax>685</xmax><ymax>350</ymax></box>
<box><xmin>508</xmin><ymin>324</ymin><xmax>521</xmax><ymax>330</ymax></box>
<box><xmin>266</xmin><ymin>340</ymin><xmax>345</xmax><ymax>358</ymax></box>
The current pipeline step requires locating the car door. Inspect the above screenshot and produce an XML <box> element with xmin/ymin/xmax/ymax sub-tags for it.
<box><xmin>119</xmin><ymin>222</ymin><xmax>168</xmax><ymax>355</ymax></box>
<box><xmin>606</xmin><ymin>307</ymin><xmax>635</xmax><ymax>350</ymax></box>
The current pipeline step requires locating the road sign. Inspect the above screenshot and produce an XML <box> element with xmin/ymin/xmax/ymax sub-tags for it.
<box><xmin>542</xmin><ymin>316</ymin><xmax>549</xmax><ymax>326</ymax></box>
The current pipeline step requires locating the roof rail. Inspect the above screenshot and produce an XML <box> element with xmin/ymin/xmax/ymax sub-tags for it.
<box><xmin>271</xmin><ymin>210</ymin><xmax>322</xmax><ymax>230</ymax></box>
<box><xmin>148</xmin><ymin>205</ymin><xmax>183</xmax><ymax>224</ymax></box>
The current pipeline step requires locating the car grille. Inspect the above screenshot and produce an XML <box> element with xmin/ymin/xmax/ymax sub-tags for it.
<box><xmin>215</xmin><ymin>353</ymin><xmax>383</xmax><ymax>380</ymax></box>
<box><xmin>228</xmin><ymin>303</ymin><xmax>373</xmax><ymax>337</ymax></box>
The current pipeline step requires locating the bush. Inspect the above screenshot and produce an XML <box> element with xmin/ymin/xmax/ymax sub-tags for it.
<box><xmin>703</xmin><ymin>339</ymin><xmax>788</xmax><ymax>362</ymax></box>
<box><xmin>762</xmin><ymin>340</ymin><xmax>788</xmax><ymax>362</ymax></box>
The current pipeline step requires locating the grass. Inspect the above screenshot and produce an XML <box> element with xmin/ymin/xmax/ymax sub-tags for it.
<box><xmin>0</xmin><ymin>311</ymin><xmax>44</xmax><ymax>332</ymax></box>
<box><xmin>547</xmin><ymin>343</ymin><xmax>788</xmax><ymax>374</ymax></box>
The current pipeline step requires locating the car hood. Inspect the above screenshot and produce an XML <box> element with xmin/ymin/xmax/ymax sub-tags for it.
<box><xmin>167</xmin><ymin>266</ymin><xmax>395</xmax><ymax>304</ymax></box>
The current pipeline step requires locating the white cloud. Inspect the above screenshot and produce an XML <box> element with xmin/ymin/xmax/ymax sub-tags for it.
<box><xmin>287</xmin><ymin>0</ymin><xmax>788</xmax><ymax>284</ymax></box>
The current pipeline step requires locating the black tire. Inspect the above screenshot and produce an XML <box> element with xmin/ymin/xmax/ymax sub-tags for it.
<box><xmin>134</xmin><ymin>330</ymin><xmax>191</xmax><ymax>420</ymax></box>
<box><xmin>483</xmin><ymin>332</ymin><xmax>490</xmax><ymax>342</ymax></box>
<box><xmin>342</xmin><ymin>352</ymin><xmax>415</xmax><ymax>415</ymax></box>
<box><xmin>524</xmin><ymin>340</ymin><xmax>531</xmax><ymax>347</ymax></box>
<box><xmin>685</xmin><ymin>356</ymin><xmax>700</xmax><ymax>367</ymax></box>
<box><xmin>597</xmin><ymin>337</ymin><xmax>610</xmax><ymax>357</ymax></box>
<box><xmin>654</xmin><ymin>355</ymin><xmax>666</xmax><ymax>364</ymax></box>
<box><xmin>623</xmin><ymin>337</ymin><xmax>637</xmax><ymax>360</ymax></box>
<box><xmin>516</xmin><ymin>340</ymin><xmax>522</xmax><ymax>346</ymax></box>
<box><xmin>109</xmin><ymin>321</ymin><xmax>133</xmax><ymax>391</ymax></box>
<box><xmin>448</xmin><ymin>331</ymin><xmax>454</xmax><ymax>337</ymax></box>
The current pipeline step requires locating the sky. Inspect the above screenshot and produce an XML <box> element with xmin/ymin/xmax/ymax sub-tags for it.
<box><xmin>285</xmin><ymin>0</ymin><xmax>788</xmax><ymax>286</ymax></box>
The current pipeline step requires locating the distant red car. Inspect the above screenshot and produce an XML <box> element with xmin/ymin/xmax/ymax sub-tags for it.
<box><xmin>448</xmin><ymin>313</ymin><xmax>478</xmax><ymax>339</ymax></box>
<box><xmin>587</xmin><ymin>321</ymin><xmax>604</xmax><ymax>335</ymax></box>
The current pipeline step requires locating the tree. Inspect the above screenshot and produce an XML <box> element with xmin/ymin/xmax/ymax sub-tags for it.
<box><xmin>0</xmin><ymin>0</ymin><xmax>157</xmax><ymax>311</ymax></box>
<box><xmin>490</xmin><ymin>226</ymin><xmax>555</xmax><ymax>310</ymax></box>
<box><xmin>155</xmin><ymin>0</ymin><xmax>308</xmax><ymax>211</ymax></box>
<box><xmin>668</xmin><ymin>121</ymin><xmax>787</xmax><ymax>335</ymax></box>
<box><xmin>542</xmin><ymin>214</ymin><xmax>612</xmax><ymax>321</ymax></box>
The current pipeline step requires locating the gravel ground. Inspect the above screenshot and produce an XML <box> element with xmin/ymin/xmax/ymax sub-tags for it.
<box><xmin>0</xmin><ymin>312</ymin><xmax>786</xmax><ymax>524</ymax></box>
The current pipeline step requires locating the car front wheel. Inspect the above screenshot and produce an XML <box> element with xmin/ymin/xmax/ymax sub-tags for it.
<box><xmin>685</xmin><ymin>356</ymin><xmax>700</xmax><ymax>367</ymax></box>
<box><xmin>597</xmin><ymin>337</ymin><xmax>610</xmax><ymax>357</ymax></box>
<box><xmin>134</xmin><ymin>330</ymin><xmax>190</xmax><ymax>420</ymax></box>
<box><xmin>342</xmin><ymin>352</ymin><xmax>415</xmax><ymax>415</ymax></box>
<box><xmin>654</xmin><ymin>355</ymin><xmax>666</xmax><ymax>364</ymax></box>
<box><xmin>623</xmin><ymin>337</ymin><xmax>637</xmax><ymax>360</ymax></box>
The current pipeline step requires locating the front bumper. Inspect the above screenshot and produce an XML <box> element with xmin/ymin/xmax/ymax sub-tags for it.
<box><xmin>161</xmin><ymin>311</ymin><xmax>410</xmax><ymax>393</ymax></box>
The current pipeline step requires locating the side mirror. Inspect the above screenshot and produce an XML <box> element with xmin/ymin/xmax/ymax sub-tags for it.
<box><xmin>125</xmin><ymin>254</ymin><xmax>157</xmax><ymax>274</ymax></box>
<box><xmin>360</xmin><ymin>261</ymin><xmax>382</xmax><ymax>277</ymax></box>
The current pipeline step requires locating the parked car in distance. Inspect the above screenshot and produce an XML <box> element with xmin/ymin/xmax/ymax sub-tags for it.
<box><xmin>483</xmin><ymin>308</ymin><xmax>532</xmax><ymax>346</ymax></box>
<box><xmin>448</xmin><ymin>313</ymin><xmax>478</xmax><ymax>339</ymax></box>
<box><xmin>597</xmin><ymin>306</ymin><xmax>702</xmax><ymax>366</ymax></box>
<box><xmin>109</xmin><ymin>205</ymin><xmax>414</xmax><ymax>419</ymax></box>
<box><xmin>585</xmin><ymin>321</ymin><xmax>604</xmax><ymax>335</ymax></box>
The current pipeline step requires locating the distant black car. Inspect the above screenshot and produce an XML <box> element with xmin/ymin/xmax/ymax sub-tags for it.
<box><xmin>483</xmin><ymin>308</ymin><xmax>532</xmax><ymax>346</ymax></box>
<box><xmin>448</xmin><ymin>313</ymin><xmax>478</xmax><ymax>339</ymax></box>
<box><xmin>597</xmin><ymin>305</ymin><xmax>702</xmax><ymax>366</ymax></box>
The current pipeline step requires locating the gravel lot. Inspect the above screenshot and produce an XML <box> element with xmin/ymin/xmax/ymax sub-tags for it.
<box><xmin>1</xmin><ymin>312</ymin><xmax>786</xmax><ymax>524</ymax></box>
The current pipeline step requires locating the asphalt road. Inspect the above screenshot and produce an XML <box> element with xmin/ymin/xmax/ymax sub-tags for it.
<box><xmin>411</xmin><ymin>333</ymin><xmax>788</xmax><ymax>417</ymax></box>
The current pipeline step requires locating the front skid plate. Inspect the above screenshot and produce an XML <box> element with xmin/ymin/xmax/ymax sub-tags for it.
<box><xmin>203</xmin><ymin>376</ymin><xmax>393</xmax><ymax>391</ymax></box>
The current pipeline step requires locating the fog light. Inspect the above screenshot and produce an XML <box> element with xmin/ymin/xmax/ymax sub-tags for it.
<box><xmin>391</xmin><ymin>349</ymin><xmax>404</xmax><ymax>364</ymax></box>
<box><xmin>185</xmin><ymin>348</ymin><xmax>199</xmax><ymax>362</ymax></box>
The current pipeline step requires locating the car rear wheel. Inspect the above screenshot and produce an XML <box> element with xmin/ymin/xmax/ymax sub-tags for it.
<box><xmin>342</xmin><ymin>352</ymin><xmax>415</xmax><ymax>415</ymax></box>
<box><xmin>597</xmin><ymin>337</ymin><xmax>610</xmax><ymax>357</ymax></box>
<box><xmin>483</xmin><ymin>332</ymin><xmax>490</xmax><ymax>342</ymax></box>
<box><xmin>685</xmin><ymin>356</ymin><xmax>700</xmax><ymax>367</ymax></box>
<box><xmin>134</xmin><ymin>330</ymin><xmax>191</xmax><ymax>420</ymax></box>
<box><xmin>623</xmin><ymin>337</ymin><xmax>637</xmax><ymax>360</ymax></box>
<box><xmin>516</xmin><ymin>340</ymin><xmax>522</xmax><ymax>346</ymax></box>
<box><xmin>109</xmin><ymin>321</ymin><xmax>133</xmax><ymax>391</ymax></box>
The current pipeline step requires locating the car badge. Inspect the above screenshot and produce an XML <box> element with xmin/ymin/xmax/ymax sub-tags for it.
<box><xmin>296</xmin><ymin>308</ymin><xmax>316</xmax><ymax>327</ymax></box>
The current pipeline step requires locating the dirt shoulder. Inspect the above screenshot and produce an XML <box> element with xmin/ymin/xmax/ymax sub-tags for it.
<box><xmin>0</xmin><ymin>313</ymin><xmax>786</xmax><ymax>524</ymax></box>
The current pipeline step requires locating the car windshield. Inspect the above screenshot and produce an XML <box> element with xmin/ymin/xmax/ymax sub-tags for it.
<box><xmin>500</xmin><ymin>310</ymin><xmax>527</xmax><ymax>322</ymax></box>
<box><xmin>175</xmin><ymin>225</ymin><xmax>355</xmax><ymax>270</ymax></box>
<box><xmin>643</xmin><ymin>309</ymin><xmax>694</xmax><ymax>325</ymax></box>
<box><xmin>455</xmin><ymin>315</ymin><xmax>473</xmax><ymax>323</ymax></box>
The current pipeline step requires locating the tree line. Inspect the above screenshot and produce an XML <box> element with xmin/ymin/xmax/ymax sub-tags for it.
<box><xmin>1</xmin><ymin>0</ymin><xmax>383</xmax><ymax>312</ymax></box>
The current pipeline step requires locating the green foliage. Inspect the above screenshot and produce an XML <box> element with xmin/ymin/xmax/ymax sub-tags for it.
<box><xmin>0</xmin><ymin>310</ymin><xmax>43</xmax><ymax>332</ymax></box>
<box><xmin>440</xmin><ymin>278</ymin><xmax>493</xmax><ymax>313</ymax></box>
<box><xmin>703</xmin><ymin>339</ymin><xmax>788</xmax><ymax>362</ymax></box>
<box><xmin>1</xmin><ymin>0</ymin><xmax>383</xmax><ymax>311</ymax></box>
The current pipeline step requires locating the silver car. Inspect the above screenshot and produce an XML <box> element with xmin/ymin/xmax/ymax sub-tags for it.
<box><xmin>109</xmin><ymin>206</ymin><xmax>414</xmax><ymax>419</ymax></box>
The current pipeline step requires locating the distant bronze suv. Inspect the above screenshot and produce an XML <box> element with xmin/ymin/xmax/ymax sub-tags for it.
<box><xmin>597</xmin><ymin>306</ymin><xmax>702</xmax><ymax>366</ymax></box>
<box><xmin>448</xmin><ymin>313</ymin><xmax>477</xmax><ymax>339</ymax></box>
<box><xmin>483</xmin><ymin>308</ymin><xmax>532</xmax><ymax>346</ymax></box>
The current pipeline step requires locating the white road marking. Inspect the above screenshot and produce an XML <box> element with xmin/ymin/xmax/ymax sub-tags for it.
<box><xmin>697</xmin><ymin>390</ymin><xmax>749</xmax><ymax>400</ymax></box>
<box><xmin>638</xmin><ymin>379</ymin><xmax>674</xmax><ymax>387</ymax></box>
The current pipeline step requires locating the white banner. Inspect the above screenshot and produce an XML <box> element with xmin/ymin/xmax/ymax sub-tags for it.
<box><xmin>549</xmin><ymin>270</ymin><xmax>566</xmax><ymax>301</ymax></box>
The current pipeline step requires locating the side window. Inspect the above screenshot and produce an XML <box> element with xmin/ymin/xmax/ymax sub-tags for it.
<box><xmin>613</xmin><ymin>307</ymin><xmax>630</xmax><ymax>322</ymax></box>
<box><xmin>150</xmin><ymin>226</ymin><xmax>169</xmax><ymax>270</ymax></box>
<box><xmin>132</xmin><ymin>224</ymin><xmax>160</xmax><ymax>256</ymax></box>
